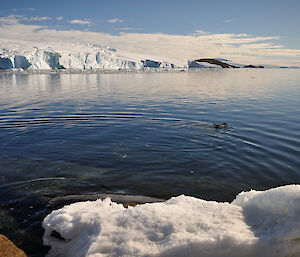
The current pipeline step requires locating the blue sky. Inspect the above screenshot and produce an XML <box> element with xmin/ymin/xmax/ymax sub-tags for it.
<box><xmin>1</xmin><ymin>0</ymin><xmax>300</xmax><ymax>65</ymax></box>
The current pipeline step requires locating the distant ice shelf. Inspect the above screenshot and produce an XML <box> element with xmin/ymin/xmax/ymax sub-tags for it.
<box><xmin>43</xmin><ymin>185</ymin><xmax>300</xmax><ymax>257</ymax></box>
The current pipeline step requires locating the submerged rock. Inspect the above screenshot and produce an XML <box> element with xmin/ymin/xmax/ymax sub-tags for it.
<box><xmin>49</xmin><ymin>193</ymin><xmax>163</xmax><ymax>210</ymax></box>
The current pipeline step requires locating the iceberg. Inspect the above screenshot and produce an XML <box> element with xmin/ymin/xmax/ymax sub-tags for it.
<box><xmin>42</xmin><ymin>185</ymin><xmax>300</xmax><ymax>257</ymax></box>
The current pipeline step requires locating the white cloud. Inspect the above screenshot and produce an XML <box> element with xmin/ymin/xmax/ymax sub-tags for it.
<box><xmin>0</xmin><ymin>15</ymin><xmax>52</xmax><ymax>24</ymax></box>
<box><xmin>0</xmin><ymin>15</ymin><xmax>299</xmax><ymax>66</ymax></box>
<box><xmin>224</xmin><ymin>19</ymin><xmax>234</xmax><ymax>23</ymax></box>
<box><xmin>113</xmin><ymin>27</ymin><xmax>142</xmax><ymax>31</ymax></box>
<box><xmin>69</xmin><ymin>19</ymin><xmax>91</xmax><ymax>25</ymax></box>
<box><xmin>28</xmin><ymin>16</ymin><xmax>52</xmax><ymax>21</ymax></box>
<box><xmin>56</xmin><ymin>16</ymin><xmax>63</xmax><ymax>21</ymax></box>
<box><xmin>28</xmin><ymin>8</ymin><xmax>35</xmax><ymax>11</ymax></box>
<box><xmin>0</xmin><ymin>15</ymin><xmax>22</xmax><ymax>25</ymax></box>
<box><xmin>107</xmin><ymin>18</ymin><xmax>123</xmax><ymax>23</ymax></box>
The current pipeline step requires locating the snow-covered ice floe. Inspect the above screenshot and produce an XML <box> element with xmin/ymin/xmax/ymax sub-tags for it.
<box><xmin>43</xmin><ymin>185</ymin><xmax>300</xmax><ymax>257</ymax></box>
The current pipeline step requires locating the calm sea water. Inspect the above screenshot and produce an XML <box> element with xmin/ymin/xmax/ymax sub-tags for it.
<box><xmin>0</xmin><ymin>69</ymin><xmax>300</xmax><ymax>255</ymax></box>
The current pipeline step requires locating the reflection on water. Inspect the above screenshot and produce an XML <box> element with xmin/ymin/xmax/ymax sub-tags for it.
<box><xmin>0</xmin><ymin>70</ymin><xmax>300</xmax><ymax>256</ymax></box>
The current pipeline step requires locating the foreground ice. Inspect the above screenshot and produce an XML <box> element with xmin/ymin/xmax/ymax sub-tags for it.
<box><xmin>43</xmin><ymin>185</ymin><xmax>300</xmax><ymax>257</ymax></box>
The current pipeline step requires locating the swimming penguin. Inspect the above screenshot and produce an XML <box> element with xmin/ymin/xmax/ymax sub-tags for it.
<box><xmin>214</xmin><ymin>123</ymin><xmax>228</xmax><ymax>129</ymax></box>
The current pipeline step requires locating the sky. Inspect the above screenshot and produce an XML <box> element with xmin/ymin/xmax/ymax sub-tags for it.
<box><xmin>1</xmin><ymin>0</ymin><xmax>300</xmax><ymax>65</ymax></box>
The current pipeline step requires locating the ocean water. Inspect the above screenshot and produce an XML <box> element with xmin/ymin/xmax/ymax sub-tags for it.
<box><xmin>0</xmin><ymin>69</ymin><xmax>300</xmax><ymax>256</ymax></box>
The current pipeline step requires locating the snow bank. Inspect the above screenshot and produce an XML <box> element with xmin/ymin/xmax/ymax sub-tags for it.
<box><xmin>42</xmin><ymin>185</ymin><xmax>300</xmax><ymax>257</ymax></box>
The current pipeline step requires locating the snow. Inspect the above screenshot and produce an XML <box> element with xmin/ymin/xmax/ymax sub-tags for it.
<box><xmin>42</xmin><ymin>185</ymin><xmax>300</xmax><ymax>257</ymax></box>
<box><xmin>188</xmin><ymin>60</ymin><xmax>207</xmax><ymax>68</ymax></box>
<box><xmin>0</xmin><ymin>39</ymin><xmax>189</xmax><ymax>71</ymax></box>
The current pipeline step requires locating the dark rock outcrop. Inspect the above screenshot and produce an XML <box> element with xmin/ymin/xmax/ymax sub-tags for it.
<box><xmin>193</xmin><ymin>58</ymin><xmax>265</xmax><ymax>69</ymax></box>
<box><xmin>243</xmin><ymin>65</ymin><xmax>264</xmax><ymax>68</ymax></box>
<box><xmin>194</xmin><ymin>58</ymin><xmax>239</xmax><ymax>68</ymax></box>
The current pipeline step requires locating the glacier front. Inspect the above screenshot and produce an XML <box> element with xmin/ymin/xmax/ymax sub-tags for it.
<box><xmin>0</xmin><ymin>39</ymin><xmax>187</xmax><ymax>71</ymax></box>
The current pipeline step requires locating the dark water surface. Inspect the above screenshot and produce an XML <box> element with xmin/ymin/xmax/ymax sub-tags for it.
<box><xmin>0</xmin><ymin>70</ymin><xmax>300</xmax><ymax>255</ymax></box>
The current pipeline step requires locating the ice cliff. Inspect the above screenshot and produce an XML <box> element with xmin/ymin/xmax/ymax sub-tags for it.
<box><xmin>0</xmin><ymin>39</ymin><xmax>184</xmax><ymax>70</ymax></box>
<box><xmin>0</xmin><ymin>39</ymin><xmax>274</xmax><ymax>70</ymax></box>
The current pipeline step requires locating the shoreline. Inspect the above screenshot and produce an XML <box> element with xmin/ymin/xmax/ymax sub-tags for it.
<box><xmin>1</xmin><ymin>67</ymin><xmax>299</xmax><ymax>75</ymax></box>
